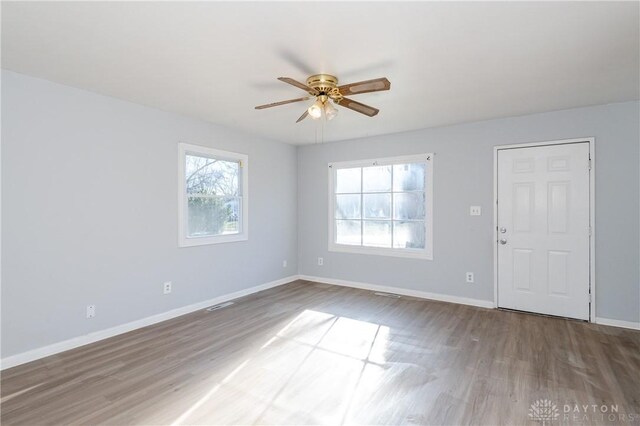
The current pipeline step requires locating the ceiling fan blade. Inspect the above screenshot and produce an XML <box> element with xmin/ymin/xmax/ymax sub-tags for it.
<box><xmin>335</xmin><ymin>97</ymin><xmax>379</xmax><ymax>117</ymax></box>
<box><xmin>337</xmin><ymin>77</ymin><xmax>390</xmax><ymax>96</ymax></box>
<box><xmin>255</xmin><ymin>96</ymin><xmax>312</xmax><ymax>110</ymax></box>
<box><xmin>278</xmin><ymin>77</ymin><xmax>319</xmax><ymax>95</ymax></box>
<box><xmin>296</xmin><ymin>110</ymin><xmax>309</xmax><ymax>123</ymax></box>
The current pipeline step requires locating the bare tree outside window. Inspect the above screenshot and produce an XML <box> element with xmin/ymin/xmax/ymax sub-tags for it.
<box><xmin>185</xmin><ymin>154</ymin><xmax>241</xmax><ymax>237</ymax></box>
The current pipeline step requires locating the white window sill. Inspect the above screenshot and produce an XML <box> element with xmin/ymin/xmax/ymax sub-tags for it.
<box><xmin>179</xmin><ymin>233</ymin><xmax>248</xmax><ymax>247</ymax></box>
<box><xmin>328</xmin><ymin>243</ymin><xmax>432</xmax><ymax>260</ymax></box>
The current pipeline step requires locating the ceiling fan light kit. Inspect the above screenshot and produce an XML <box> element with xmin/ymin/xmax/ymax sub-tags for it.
<box><xmin>255</xmin><ymin>73</ymin><xmax>390</xmax><ymax>123</ymax></box>
<box><xmin>307</xmin><ymin>94</ymin><xmax>339</xmax><ymax>121</ymax></box>
<box><xmin>308</xmin><ymin>96</ymin><xmax>326</xmax><ymax>119</ymax></box>
<box><xmin>323</xmin><ymin>99</ymin><xmax>338</xmax><ymax>120</ymax></box>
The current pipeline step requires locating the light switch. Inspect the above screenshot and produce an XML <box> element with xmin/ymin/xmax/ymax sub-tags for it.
<box><xmin>470</xmin><ymin>206</ymin><xmax>482</xmax><ymax>216</ymax></box>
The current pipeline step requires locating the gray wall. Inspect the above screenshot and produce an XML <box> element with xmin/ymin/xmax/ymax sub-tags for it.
<box><xmin>1</xmin><ymin>71</ymin><xmax>298</xmax><ymax>357</ymax></box>
<box><xmin>2</xmin><ymin>70</ymin><xmax>638</xmax><ymax>360</ymax></box>
<box><xmin>297</xmin><ymin>101</ymin><xmax>640</xmax><ymax>323</ymax></box>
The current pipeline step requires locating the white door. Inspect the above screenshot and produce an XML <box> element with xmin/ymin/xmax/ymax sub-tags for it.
<box><xmin>497</xmin><ymin>142</ymin><xmax>591</xmax><ymax>320</ymax></box>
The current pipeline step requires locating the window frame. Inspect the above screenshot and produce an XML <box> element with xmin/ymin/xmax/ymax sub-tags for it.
<box><xmin>328</xmin><ymin>153</ymin><xmax>433</xmax><ymax>260</ymax></box>
<box><xmin>178</xmin><ymin>142</ymin><xmax>249</xmax><ymax>247</ymax></box>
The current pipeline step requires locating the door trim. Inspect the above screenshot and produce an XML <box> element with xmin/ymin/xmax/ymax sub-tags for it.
<box><xmin>493</xmin><ymin>137</ymin><xmax>595</xmax><ymax>322</ymax></box>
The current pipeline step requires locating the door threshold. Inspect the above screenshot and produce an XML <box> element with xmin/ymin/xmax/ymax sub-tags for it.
<box><xmin>497</xmin><ymin>307</ymin><xmax>589</xmax><ymax>323</ymax></box>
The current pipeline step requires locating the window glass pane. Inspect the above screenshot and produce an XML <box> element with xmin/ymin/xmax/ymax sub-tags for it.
<box><xmin>393</xmin><ymin>163</ymin><xmax>425</xmax><ymax>192</ymax></box>
<box><xmin>332</xmin><ymin>157</ymin><xmax>430</xmax><ymax>255</ymax></box>
<box><xmin>187</xmin><ymin>196</ymin><xmax>240</xmax><ymax>237</ymax></box>
<box><xmin>336</xmin><ymin>194</ymin><xmax>361</xmax><ymax>219</ymax></box>
<box><xmin>186</xmin><ymin>154</ymin><xmax>239</xmax><ymax>196</ymax></box>
<box><xmin>363</xmin><ymin>193</ymin><xmax>391</xmax><ymax>219</ymax></box>
<box><xmin>393</xmin><ymin>221</ymin><xmax>425</xmax><ymax>249</ymax></box>
<box><xmin>336</xmin><ymin>168</ymin><xmax>361</xmax><ymax>193</ymax></box>
<box><xmin>363</xmin><ymin>221</ymin><xmax>391</xmax><ymax>248</ymax></box>
<box><xmin>336</xmin><ymin>220</ymin><xmax>361</xmax><ymax>245</ymax></box>
<box><xmin>393</xmin><ymin>192</ymin><xmax>425</xmax><ymax>220</ymax></box>
<box><xmin>363</xmin><ymin>165</ymin><xmax>391</xmax><ymax>192</ymax></box>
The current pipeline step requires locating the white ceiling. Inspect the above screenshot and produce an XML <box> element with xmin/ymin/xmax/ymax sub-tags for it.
<box><xmin>2</xmin><ymin>2</ymin><xmax>638</xmax><ymax>145</ymax></box>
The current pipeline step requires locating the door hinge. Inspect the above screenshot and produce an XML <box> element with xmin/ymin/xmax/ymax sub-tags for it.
<box><xmin>588</xmin><ymin>156</ymin><xmax>592</xmax><ymax>170</ymax></box>
<box><xmin>588</xmin><ymin>226</ymin><xmax>592</xmax><ymax>236</ymax></box>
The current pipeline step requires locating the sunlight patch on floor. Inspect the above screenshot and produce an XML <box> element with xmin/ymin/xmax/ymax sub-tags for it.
<box><xmin>170</xmin><ymin>359</ymin><xmax>250</xmax><ymax>425</ymax></box>
<box><xmin>168</xmin><ymin>309</ymin><xmax>392</xmax><ymax>425</ymax></box>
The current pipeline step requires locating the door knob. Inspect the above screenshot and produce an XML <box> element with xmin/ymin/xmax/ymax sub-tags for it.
<box><xmin>499</xmin><ymin>238</ymin><xmax>508</xmax><ymax>245</ymax></box>
<box><xmin>500</xmin><ymin>227</ymin><xmax>507</xmax><ymax>234</ymax></box>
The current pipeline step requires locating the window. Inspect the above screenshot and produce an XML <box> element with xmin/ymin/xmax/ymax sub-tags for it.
<box><xmin>328</xmin><ymin>154</ymin><xmax>433</xmax><ymax>259</ymax></box>
<box><xmin>178</xmin><ymin>143</ymin><xmax>248</xmax><ymax>247</ymax></box>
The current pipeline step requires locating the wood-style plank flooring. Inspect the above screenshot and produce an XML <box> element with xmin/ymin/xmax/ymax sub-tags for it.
<box><xmin>2</xmin><ymin>280</ymin><xmax>639</xmax><ymax>425</ymax></box>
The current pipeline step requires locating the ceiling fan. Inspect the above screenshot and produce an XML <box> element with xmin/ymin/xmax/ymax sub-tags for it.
<box><xmin>255</xmin><ymin>74</ymin><xmax>391</xmax><ymax>123</ymax></box>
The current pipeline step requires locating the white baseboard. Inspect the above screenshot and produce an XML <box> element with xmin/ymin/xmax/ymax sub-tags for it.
<box><xmin>299</xmin><ymin>275</ymin><xmax>495</xmax><ymax>309</ymax></box>
<box><xmin>595</xmin><ymin>317</ymin><xmax>640</xmax><ymax>330</ymax></box>
<box><xmin>0</xmin><ymin>275</ymin><xmax>299</xmax><ymax>370</ymax></box>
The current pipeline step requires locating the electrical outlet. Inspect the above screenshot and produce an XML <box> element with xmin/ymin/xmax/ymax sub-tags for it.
<box><xmin>163</xmin><ymin>281</ymin><xmax>172</xmax><ymax>294</ymax></box>
<box><xmin>470</xmin><ymin>206</ymin><xmax>482</xmax><ymax>216</ymax></box>
<box><xmin>318</xmin><ymin>257</ymin><xmax>324</xmax><ymax>266</ymax></box>
<box><xmin>466</xmin><ymin>272</ymin><xmax>474</xmax><ymax>283</ymax></box>
<box><xmin>282</xmin><ymin>260</ymin><xmax>287</xmax><ymax>268</ymax></box>
<box><xmin>86</xmin><ymin>305</ymin><xmax>96</xmax><ymax>319</ymax></box>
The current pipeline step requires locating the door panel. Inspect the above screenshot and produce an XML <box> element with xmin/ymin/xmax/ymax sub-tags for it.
<box><xmin>548</xmin><ymin>250</ymin><xmax>569</xmax><ymax>295</ymax></box>
<box><xmin>512</xmin><ymin>249</ymin><xmax>533</xmax><ymax>291</ymax></box>
<box><xmin>548</xmin><ymin>182</ymin><xmax>569</xmax><ymax>233</ymax></box>
<box><xmin>497</xmin><ymin>143</ymin><xmax>590</xmax><ymax>320</ymax></box>
<box><xmin>513</xmin><ymin>183</ymin><xmax>534</xmax><ymax>232</ymax></box>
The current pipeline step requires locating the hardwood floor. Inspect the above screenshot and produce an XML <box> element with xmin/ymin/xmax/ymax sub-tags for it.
<box><xmin>2</xmin><ymin>280</ymin><xmax>639</xmax><ymax>425</ymax></box>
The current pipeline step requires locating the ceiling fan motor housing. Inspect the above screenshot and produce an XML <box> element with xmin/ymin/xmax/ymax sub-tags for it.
<box><xmin>306</xmin><ymin>74</ymin><xmax>338</xmax><ymax>94</ymax></box>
